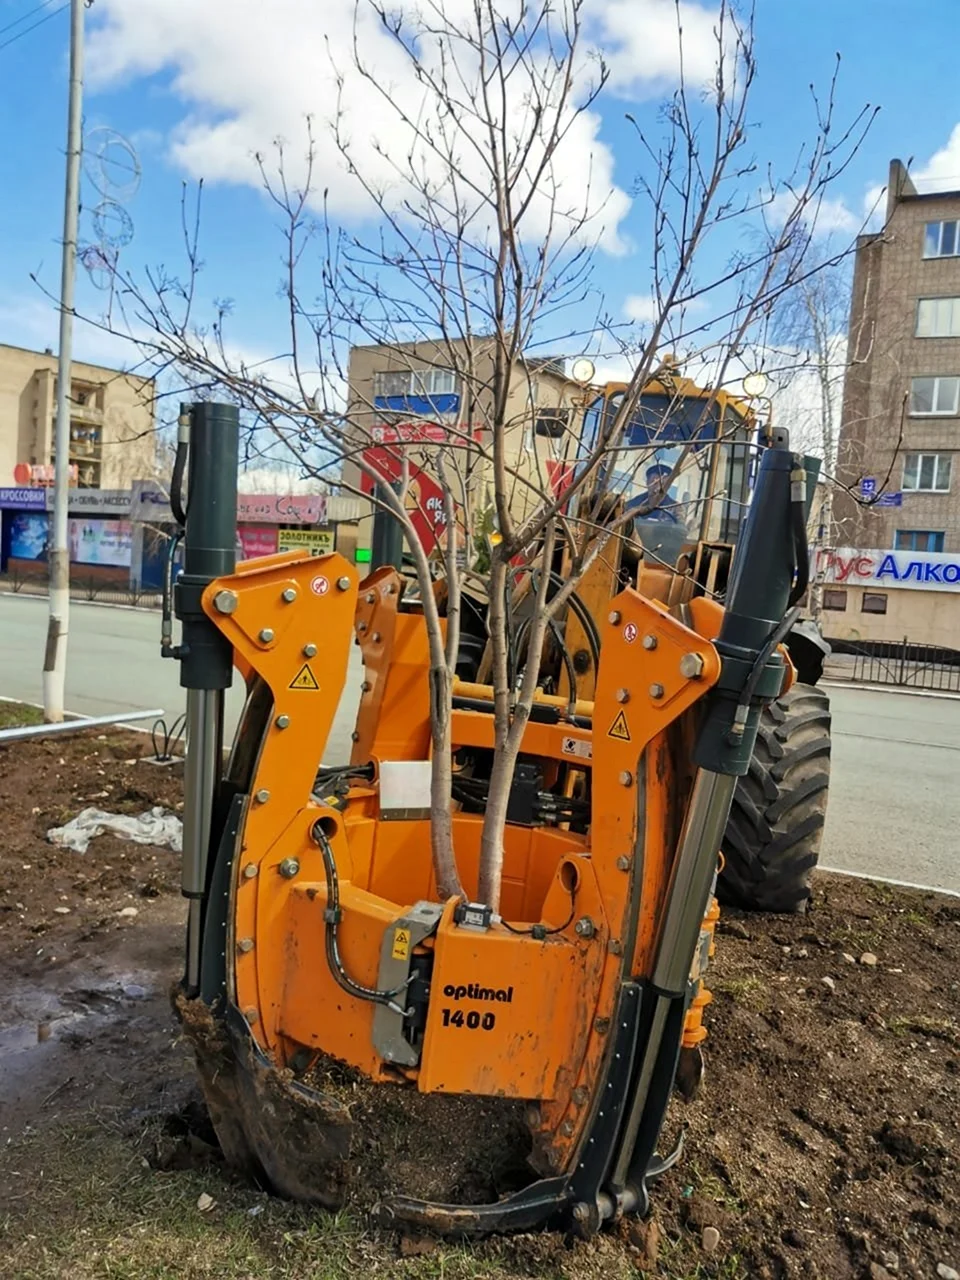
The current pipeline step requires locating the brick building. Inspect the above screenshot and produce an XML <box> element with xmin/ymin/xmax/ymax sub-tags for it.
<box><xmin>832</xmin><ymin>160</ymin><xmax>960</xmax><ymax>648</ymax></box>
<box><xmin>344</xmin><ymin>338</ymin><xmax>587</xmax><ymax>555</ymax></box>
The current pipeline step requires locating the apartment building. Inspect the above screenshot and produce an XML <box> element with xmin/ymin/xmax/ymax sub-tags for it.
<box><xmin>344</xmin><ymin>338</ymin><xmax>586</xmax><ymax>553</ymax></box>
<box><xmin>0</xmin><ymin>342</ymin><xmax>155</xmax><ymax>490</ymax></box>
<box><xmin>833</xmin><ymin>160</ymin><xmax>960</xmax><ymax>648</ymax></box>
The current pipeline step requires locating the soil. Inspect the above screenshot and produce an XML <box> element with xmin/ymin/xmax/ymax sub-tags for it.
<box><xmin>1</xmin><ymin>721</ymin><xmax>959</xmax><ymax>1279</ymax></box>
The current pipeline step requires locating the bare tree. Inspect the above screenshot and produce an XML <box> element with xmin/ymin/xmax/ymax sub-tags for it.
<box><xmin>97</xmin><ymin>0</ymin><xmax>874</xmax><ymax>914</ymax></box>
<box><xmin>765</xmin><ymin>257</ymin><xmax>852</xmax><ymax>618</ymax></box>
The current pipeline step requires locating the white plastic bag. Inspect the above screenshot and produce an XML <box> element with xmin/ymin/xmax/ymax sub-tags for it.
<box><xmin>47</xmin><ymin>806</ymin><xmax>183</xmax><ymax>855</ymax></box>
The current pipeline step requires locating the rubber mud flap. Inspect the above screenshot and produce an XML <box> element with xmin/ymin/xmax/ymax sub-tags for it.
<box><xmin>175</xmin><ymin>993</ymin><xmax>353</xmax><ymax>1207</ymax></box>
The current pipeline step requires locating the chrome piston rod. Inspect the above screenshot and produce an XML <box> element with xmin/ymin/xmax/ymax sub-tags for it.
<box><xmin>610</xmin><ymin>768</ymin><xmax>737</xmax><ymax>1190</ymax></box>
<box><xmin>182</xmin><ymin>687</ymin><xmax>224</xmax><ymax>993</ymax></box>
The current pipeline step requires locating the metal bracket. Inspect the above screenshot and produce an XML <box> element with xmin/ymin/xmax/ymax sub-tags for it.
<box><xmin>371</xmin><ymin>901</ymin><xmax>444</xmax><ymax>1067</ymax></box>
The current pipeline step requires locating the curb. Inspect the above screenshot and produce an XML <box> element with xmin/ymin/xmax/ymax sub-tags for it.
<box><xmin>821</xmin><ymin>678</ymin><xmax>960</xmax><ymax>702</ymax></box>
<box><xmin>820</xmin><ymin>864</ymin><xmax>960</xmax><ymax>899</ymax></box>
<box><xmin>0</xmin><ymin>589</ymin><xmax>160</xmax><ymax>615</ymax></box>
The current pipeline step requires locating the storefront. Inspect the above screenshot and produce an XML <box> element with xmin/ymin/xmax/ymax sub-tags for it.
<box><xmin>130</xmin><ymin>482</ymin><xmax>359</xmax><ymax>590</ymax></box>
<box><xmin>817</xmin><ymin>546</ymin><xmax>960</xmax><ymax>649</ymax></box>
<box><xmin>0</xmin><ymin>487</ymin><xmax>133</xmax><ymax>587</ymax></box>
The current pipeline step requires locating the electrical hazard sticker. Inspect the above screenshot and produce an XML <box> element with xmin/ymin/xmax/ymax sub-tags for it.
<box><xmin>607</xmin><ymin>709</ymin><xmax>631</xmax><ymax>742</ymax></box>
<box><xmin>561</xmin><ymin>736</ymin><xmax>593</xmax><ymax>760</ymax></box>
<box><xmin>289</xmin><ymin>663</ymin><xmax>320</xmax><ymax>691</ymax></box>
<box><xmin>391</xmin><ymin>927</ymin><xmax>411</xmax><ymax>960</ymax></box>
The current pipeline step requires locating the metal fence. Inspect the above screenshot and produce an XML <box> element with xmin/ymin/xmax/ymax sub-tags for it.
<box><xmin>0</xmin><ymin>572</ymin><xmax>162</xmax><ymax>610</ymax></box>
<box><xmin>828</xmin><ymin>637</ymin><xmax>960</xmax><ymax>693</ymax></box>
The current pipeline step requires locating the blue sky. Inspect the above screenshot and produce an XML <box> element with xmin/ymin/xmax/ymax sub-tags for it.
<box><xmin>1</xmin><ymin>0</ymin><xmax>959</xmax><ymax>394</ymax></box>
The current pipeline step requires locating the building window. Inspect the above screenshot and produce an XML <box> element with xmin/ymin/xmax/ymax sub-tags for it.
<box><xmin>924</xmin><ymin>220</ymin><xmax>960</xmax><ymax>258</ymax></box>
<box><xmin>903</xmin><ymin>452</ymin><xmax>952</xmax><ymax>492</ymax></box>
<box><xmin>895</xmin><ymin>529</ymin><xmax>945</xmax><ymax>552</ymax></box>
<box><xmin>373</xmin><ymin>368</ymin><xmax>457</xmax><ymax>397</ymax></box>
<box><xmin>823</xmin><ymin>588</ymin><xmax>847</xmax><ymax>611</ymax></box>
<box><xmin>861</xmin><ymin>592</ymin><xmax>888</xmax><ymax>614</ymax></box>
<box><xmin>916</xmin><ymin>298</ymin><xmax>960</xmax><ymax>338</ymax></box>
<box><xmin>910</xmin><ymin>376</ymin><xmax>960</xmax><ymax>416</ymax></box>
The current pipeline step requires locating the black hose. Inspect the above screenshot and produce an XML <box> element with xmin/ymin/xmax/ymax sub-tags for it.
<box><xmin>730</xmin><ymin>604</ymin><xmax>802</xmax><ymax>739</ymax></box>
<box><xmin>170</xmin><ymin>440</ymin><xmax>188</xmax><ymax>527</ymax></box>
<box><xmin>788</xmin><ymin>496</ymin><xmax>810</xmax><ymax>608</ymax></box>
<box><xmin>314</xmin><ymin>823</ymin><xmax>413</xmax><ymax>1013</ymax></box>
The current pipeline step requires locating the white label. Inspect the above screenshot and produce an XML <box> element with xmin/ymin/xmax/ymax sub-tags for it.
<box><xmin>561</xmin><ymin>736</ymin><xmax>593</xmax><ymax>760</ymax></box>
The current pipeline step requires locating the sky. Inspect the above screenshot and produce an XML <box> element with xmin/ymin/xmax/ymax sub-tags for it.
<box><xmin>1</xmin><ymin>0</ymin><xmax>960</xmax><ymax>411</ymax></box>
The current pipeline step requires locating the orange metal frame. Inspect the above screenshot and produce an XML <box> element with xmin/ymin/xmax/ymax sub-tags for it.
<box><xmin>201</xmin><ymin>548</ymin><xmax>727</xmax><ymax>1171</ymax></box>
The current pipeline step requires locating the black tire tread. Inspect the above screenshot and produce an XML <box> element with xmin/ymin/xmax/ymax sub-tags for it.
<box><xmin>719</xmin><ymin>683</ymin><xmax>832</xmax><ymax>913</ymax></box>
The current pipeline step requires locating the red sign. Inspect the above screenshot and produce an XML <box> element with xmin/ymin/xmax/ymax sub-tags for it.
<box><xmin>361</xmin><ymin>449</ymin><xmax>450</xmax><ymax>552</ymax></box>
<box><xmin>236</xmin><ymin>493</ymin><xmax>328</xmax><ymax>525</ymax></box>
<box><xmin>237</xmin><ymin>524</ymin><xmax>278</xmax><ymax>559</ymax></box>
<box><xmin>369</xmin><ymin>422</ymin><xmax>481</xmax><ymax>447</ymax></box>
<box><xmin>13</xmin><ymin>462</ymin><xmax>79</xmax><ymax>486</ymax></box>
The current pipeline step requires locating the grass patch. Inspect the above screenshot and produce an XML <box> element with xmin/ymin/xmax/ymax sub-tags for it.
<box><xmin>712</xmin><ymin>973</ymin><xmax>766</xmax><ymax>1009</ymax></box>
<box><xmin>0</xmin><ymin>701</ymin><xmax>44</xmax><ymax>730</ymax></box>
<box><xmin>0</xmin><ymin>1118</ymin><xmax>645</xmax><ymax>1280</ymax></box>
<box><xmin>887</xmin><ymin>1014</ymin><xmax>960</xmax><ymax>1046</ymax></box>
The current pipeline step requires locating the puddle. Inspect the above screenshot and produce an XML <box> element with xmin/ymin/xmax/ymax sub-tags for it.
<box><xmin>0</xmin><ymin>970</ymin><xmax>157</xmax><ymax>1112</ymax></box>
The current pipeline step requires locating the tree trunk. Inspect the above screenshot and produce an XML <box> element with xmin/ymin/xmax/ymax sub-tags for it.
<box><xmin>428</xmin><ymin>663</ymin><xmax>463</xmax><ymax>901</ymax></box>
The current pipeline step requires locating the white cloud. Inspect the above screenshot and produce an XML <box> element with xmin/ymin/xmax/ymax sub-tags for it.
<box><xmin>624</xmin><ymin>293</ymin><xmax>660</xmax><ymax>324</ymax></box>
<box><xmin>766</xmin><ymin>190</ymin><xmax>862</xmax><ymax>239</ymax></box>
<box><xmin>589</xmin><ymin>0</ymin><xmax>720</xmax><ymax>94</ymax></box>
<box><xmin>912</xmin><ymin>124</ymin><xmax>960</xmax><ymax>189</ymax></box>
<box><xmin>86</xmin><ymin>0</ymin><xmax>721</xmax><ymax>255</ymax></box>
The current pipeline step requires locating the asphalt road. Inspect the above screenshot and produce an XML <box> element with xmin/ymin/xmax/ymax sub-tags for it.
<box><xmin>2</xmin><ymin>594</ymin><xmax>958</xmax><ymax>892</ymax></box>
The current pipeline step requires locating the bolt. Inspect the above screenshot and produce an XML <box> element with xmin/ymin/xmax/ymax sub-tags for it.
<box><xmin>258</xmin><ymin>627</ymin><xmax>275</xmax><ymax>644</ymax></box>
<box><xmin>237</xmin><ymin>937</ymin><xmax>254</xmax><ymax>953</ymax></box>
<box><xmin>608</xmin><ymin>610</ymin><xmax>621</xmax><ymax>624</ymax></box>
<box><xmin>649</xmin><ymin>682</ymin><xmax>665</xmax><ymax>699</ymax></box>
<box><xmin>243</xmin><ymin>863</ymin><xmax>258</xmax><ymax>880</ymax></box>
<box><xmin>275</xmin><ymin>714</ymin><xmax>290</xmax><ymax>730</ymax></box>
<box><xmin>279</xmin><ymin>857</ymin><xmax>300</xmax><ymax>879</ymax></box>
<box><xmin>680</xmin><ymin>651</ymin><xmax>705</xmax><ymax>679</ymax></box>
<box><xmin>337</xmin><ymin>576</ymin><xmax>351</xmax><ymax>591</ymax></box>
<box><xmin>572</xmin><ymin>1087</ymin><xmax>588</xmax><ymax>1106</ymax></box>
<box><xmin>524</xmin><ymin>1104</ymin><xmax>541</xmax><ymax>1128</ymax></box>
<box><xmin>608</xmin><ymin>938</ymin><xmax>623</xmax><ymax>956</ymax></box>
<box><xmin>594</xmin><ymin>1017</ymin><xmax>610</xmax><ymax>1035</ymax></box>
<box><xmin>386</xmin><ymin>583</ymin><xmax>396</xmax><ymax>594</ymax></box>
<box><xmin>213</xmin><ymin>589</ymin><xmax>238</xmax><ymax>615</ymax></box>
<box><xmin>358</xmin><ymin>622</ymin><xmax>368</xmax><ymax>633</ymax></box>
<box><xmin>615</xmin><ymin>854</ymin><xmax>631</xmax><ymax>871</ymax></box>
<box><xmin>560</xmin><ymin>1120</ymin><xmax>576</xmax><ymax>1138</ymax></box>
<box><xmin>642</xmin><ymin>633</ymin><xmax>658</xmax><ymax>650</ymax></box>
<box><xmin>575</xmin><ymin>917</ymin><xmax>596</xmax><ymax>939</ymax></box>
<box><xmin>361</xmin><ymin>680</ymin><xmax>371</xmax><ymax>693</ymax></box>
<box><xmin>615</xmin><ymin>688</ymin><xmax>630</xmax><ymax>704</ymax></box>
<box><xmin>618</xmin><ymin>770</ymin><xmax>633</xmax><ymax>787</ymax></box>
<box><xmin>365</xmin><ymin>592</ymin><xmax>376</xmax><ymax>604</ymax></box>
<box><xmin>255</xmin><ymin>788</ymin><xmax>271</xmax><ymax>804</ymax></box>
<box><xmin>303</xmin><ymin>642</ymin><xmax>318</xmax><ymax>658</ymax></box>
<box><xmin>244</xmin><ymin>1007</ymin><xmax>259</xmax><ymax>1025</ymax></box>
<box><xmin>281</xmin><ymin>587</ymin><xmax>298</xmax><ymax>603</ymax></box>
<box><xmin>351</xmin><ymin>731</ymin><xmax>361</xmax><ymax>742</ymax></box>
<box><xmin>372</xmin><ymin>631</ymin><xmax>381</xmax><ymax>643</ymax></box>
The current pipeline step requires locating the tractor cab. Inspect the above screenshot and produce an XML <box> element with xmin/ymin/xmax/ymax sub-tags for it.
<box><xmin>575</xmin><ymin>374</ymin><xmax>758</xmax><ymax>597</ymax></box>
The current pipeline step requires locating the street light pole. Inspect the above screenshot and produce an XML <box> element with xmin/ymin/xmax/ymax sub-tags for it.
<box><xmin>44</xmin><ymin>0</ymin><xmax>84</xmax><ymax>722</ymax></box>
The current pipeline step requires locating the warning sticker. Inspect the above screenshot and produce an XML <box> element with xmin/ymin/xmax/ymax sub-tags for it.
<box><xmin>391</xmin><ymin>927</ymin><xmax>411</xmax><ymax>961</ymax></box>
<box><xmin>607</xmin><ymin>709</ymin><xmax>631</xmax><ymax>742</ymax></box>
<box><xmin>289</xmin><ymin>663</ymin><xmax>320</xmax><ymax>691</ymax></box>
<box><xmin>310</xmin><ymin>575</ymin><xmax>329</xmax><ymax>596</ymax></box>
<box><xmin>623</xmin><ymin>622</ymin><xmax>638</xmax><ymax>644</ymax></box>
<box><xmin>561</xmin><ymin>736</ymin><xmax>593</xmax><ymax>761</ymax></box>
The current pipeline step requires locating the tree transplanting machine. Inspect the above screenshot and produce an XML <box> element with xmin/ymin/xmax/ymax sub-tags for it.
<box><xmin>164</xmin><ymin>400</ymin><xmax>818</xmax><ymax>1235</ymax></box>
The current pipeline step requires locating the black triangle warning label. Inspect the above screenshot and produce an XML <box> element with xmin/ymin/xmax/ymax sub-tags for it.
<box><xmin>289</xmin><ymin>663</ymin><xmax>320</xmax><ymax>691</ymax></box>
<box><xmin>607</xmin><ymin>709</ymin><xmax>631</xmax><ymax>742</ymax></box>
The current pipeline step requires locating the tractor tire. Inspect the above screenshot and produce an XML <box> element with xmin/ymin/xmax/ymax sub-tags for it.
<box><xmin>719</xmin><ymin>683</ymin><xmax>831</xmax><ymax>913</ymax></box>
